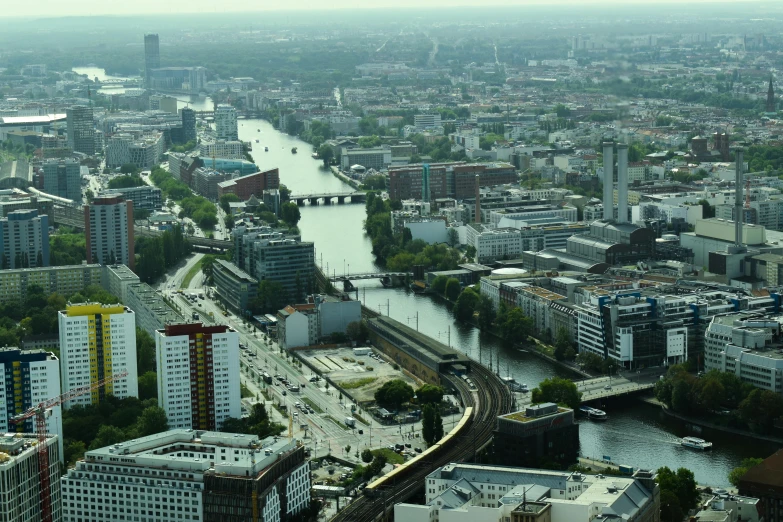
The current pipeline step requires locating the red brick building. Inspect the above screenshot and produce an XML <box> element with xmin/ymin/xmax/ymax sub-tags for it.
<box><xmin>388</xmin><ymin>162</ymin><xmax>518</xmax><ymax>201</ymax></box>
<box><xmin>216</xmin><ymin>168</ymin><xmax>280</xmax><ymax>200</ymax></box>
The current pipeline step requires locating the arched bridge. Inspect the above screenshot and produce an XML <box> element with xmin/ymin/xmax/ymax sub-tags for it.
<box><xmin>291</xmin><ymin>192</ymin><xmax>366</xmax><ymax>206</ymax></box>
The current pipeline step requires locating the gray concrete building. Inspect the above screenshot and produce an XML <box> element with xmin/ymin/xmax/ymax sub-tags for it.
<box><xmin>103</xmin><ymin>185</ymin><xmax>163</xmax><ymax>211</ymax></box>
<box><xmin>66</xmin><ymin>105</ymin><xmax>95</xmax><ymax>155</ymax></box>
<box><xmin>41</xmin><ymin>158</ymin><xmax>82</xmax><ymax>202</ymax></box>
<box><xmin>0</xmin><ymin>209</ymin><xmax>49</xmax><ymax>268</ymax></box>
<box><xmin>213</xmin><ymin>259</ymin><xmax>258</xmax><ymax>314</ymax></box>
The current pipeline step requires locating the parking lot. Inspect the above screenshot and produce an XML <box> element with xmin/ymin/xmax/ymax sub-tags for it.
<box><xmin>298</xmin><ymin>346</ymin><xmax>420</xmax><ymax>403</ymax></box>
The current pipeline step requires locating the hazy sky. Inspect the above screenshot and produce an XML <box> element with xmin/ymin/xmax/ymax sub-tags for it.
<box><xmin>9</xmin><ymin>0</ymin><xmax>759</xmax><ymax>17</ymax></box>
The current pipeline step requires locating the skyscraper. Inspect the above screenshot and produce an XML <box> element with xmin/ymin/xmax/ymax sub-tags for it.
<box><xmin>155</xmin><ymin>323</ymin><xmax>240</xmax><ymax>430</ymax></box>
<box><xmin>767</xmin><ymin>75</ymin><xmax>776</xmax><ymax>113</ymax></box>
<box><xmin>58</xmin><ymin>303</ymin><xmax>138</xmax><ymax>407</ymax></box>
<box><xmin>0</xmin><ymin>209</ymin><xmax>49</xmax><ymax>269</ymax></box>
<box><xmin>41</xmin><ymin>158</ymin><xmax>82</xmax><ymax>201</ymax></box>
<box><xmin>215</xmin><ymin>104</ymin><xmax>238</xmax><ymax>141</ymax></box>
<box><xmin>144</xmin><ymin>34</ymin><xmax>160</xmax><ymax>89</ymax></box>
<box><xmin>66</xmin><ymin>105</ymin><xmax>95</xmax><ymax>155</ymax></box>
<box><xmin>84</xmin><ymin>195</ymin><xmax>135</xmax><ymax>270</ymax></box>
<box><xmin>181</xmin><ymin>106</ymin><xmax>196</xmax><ymax>143</ymax></box>
<box><xmin>0</xmin><ymin>348</ymin><xmax>62</xmax><ymax>459</ymax></box>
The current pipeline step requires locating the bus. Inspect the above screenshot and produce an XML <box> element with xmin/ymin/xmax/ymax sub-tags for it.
<box><xmin>262</xmin><ymin>372</ymin><xmax>272</xmax><ymax>384</ymax></box>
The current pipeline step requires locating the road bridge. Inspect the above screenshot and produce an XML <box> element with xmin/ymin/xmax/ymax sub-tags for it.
<box><xmin>290</xmin><ymin>191</ymin><xmax>366</xmax><ymax>206</ymax></box>
<box><xmin>134</xmin><ymin>226</ymin><xmax>231</xmax><ymax>251</ymax></box>
<box><xmin>515</xmin><ymin>373</ymin><xmax>659</xmax><ymax>408</ymax></box>
<box><xmin>326</xmin><ymin>272</ymin><xmax>410</xmax><ymax>282</ymax></box>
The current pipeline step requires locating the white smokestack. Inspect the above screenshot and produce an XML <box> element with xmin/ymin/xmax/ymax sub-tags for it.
<box><xmin>602</xmin><ymin>142</ymin><xmax>614</xmax><ymax>221</ymax></box>
<box><xmin>617</xmin><ymin>144</ymin><xmax>629</xmax><ymax>223</ymax></box>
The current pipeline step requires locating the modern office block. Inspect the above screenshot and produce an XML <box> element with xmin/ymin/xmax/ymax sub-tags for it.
<box><xmin>41</xmin><ymin>158</ymin><xmax>82</xmax><ymax>202</ymax></box>
<box><xmin>215</xmin><ymin>105</ymin><xmax>238</xmax><ymax>141</ymax></box>
<box><xmin>0</xmin><ymin>209</ymin><xmax>49</xmax><ymax>268</ymax></box>
<box><xmin>84</xmin><ymin>195</ymin><xmax>135</xmax><ymax>270</ymax></box>
<box><xmin>66</xmin><ymin>105</ymin><xmax>95</xmax><ymax>155</ymax></box>
<box><xmin>144</xmin><ymin>34</ymin><xmax>160</xmax><ymax>89</ymax></box>
<box><xmin>60</xmin><ymin>430</ymin><xmax>311</xmax><ymax>522</ymax></box>
<box><xmin>253</xmin><ymin>238</ymin><xmax>315</xmax><ymax>302</ymax></box>
<box><xmin>181</xmin><ymin>107</ymin><xmax>196</xmax><ymax>143</ymax></box>
<box><xmin>212</xmin><ymin>259</ymin><xmax>258</xmax><ymax>313</ymax></box>
<box><xmin>58</xmin><ymin>303</ymin><xmax>138</xmax><ymax>407</ymax></box>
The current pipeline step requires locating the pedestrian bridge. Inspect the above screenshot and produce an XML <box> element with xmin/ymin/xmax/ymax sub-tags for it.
<box><xmin>291</xmin><ymin>192</ymin><xmax>366</xmax><ymax>205</ymax></box>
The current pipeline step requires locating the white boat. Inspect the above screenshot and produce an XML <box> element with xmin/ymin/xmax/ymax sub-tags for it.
<box><xmin>681</xmin><ymin>437</ymin><xmax>712</xmax><ymax>450</ymax></box>
<box><xmin>579</xmin><ymin>406</ymin><xmax>608</xmax><ymax>421</ymax></box>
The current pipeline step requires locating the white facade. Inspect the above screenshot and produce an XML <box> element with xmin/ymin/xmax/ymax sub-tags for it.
<box><xmin>396</xmin><ymin>463</ymin><xmax>658</xmax><ymax>522</ymax></box>
<box><xmin>278</xmin><ymin>308</ymin><xmax>317</xmax><ymax>349</ymax></box>
<box><xmin>0</xmin><ymin>434</ymin><xmax>61</xmax><ymax>522</ymax></box>
<box><xmin>215</xmin><ymin>105</ymin><xmax>238</xmax><ymax>141</ymax></box>
<box><xmin>414</xmin><ymin>113</ymin><xmax>442</xmax><ymax>129</ymax></box>
<box><xmin>491</xmin><ymin>207</ymin><xmax>578</xmax><ymax>227</ymax></box>
<box><xmin>58</xmin><ymin>303</ymin><xmax>138</xmax><ymax>407</ymax></box>
<box><xmin>87</xmin><ymin>196</ymin><xmax>133</xmax><ymax>268</ymax></box>
<box><xmin>155</xmin><ymin>324</ymin><xmax>241</xmax><ymax>430</ymax></box>
<box><xmin>106</xmin><ymin>134</ymin><xmax>132</xmax><ymax>168</ymax></box>
<box><xmin>466</xmin><ymin>224</ymin><xmax>523</xmax><ymax>263</ymax></box>
<box><xmin>0</xmin><ymin>348</ymin><xmax>63</xmax><ymax>461</ymax></box>
<box><xmin>60</xmin><ymin>430</ymin><xmax>311</xmax><ymax>522</ymax></box>
<box><xmin>200</xmin><ymin>139</ymin><xmax>243</xmax><ymax>160</ymax></box>
<box><xmin>406</xmin><ymin>219</ymin><xmax>450</xmax><ymax>244</ymax></box>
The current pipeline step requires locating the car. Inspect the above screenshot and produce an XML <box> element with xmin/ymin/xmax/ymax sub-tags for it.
<box><xmin>604</xmin><ymin>385</ymin><xmax>612</xmax><ymax>390</ymax></box>
<box><xmin>405</xmin><ymin>443</ymin><xmax>411</xmax><ymax>448</ymax></box>
<box><xmin>414</xmin><ymin>448</ymin><xmax>422</xmax><ymax>453</ymax></box>
<box><xmin>357</xmin><ymin>429</ymin><xmax>363</xmax><ymax>435</ymax></box>
<box><xmin>282</xmin><ymin>391</ymin><xmax>287</xmax><ymax>396</ymax></box>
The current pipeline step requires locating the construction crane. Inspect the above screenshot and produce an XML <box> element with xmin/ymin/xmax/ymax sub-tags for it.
<box><xmin>10</xmin><ymin>371</ymin><xmax>129</xmax><ymax>522</ymax></box>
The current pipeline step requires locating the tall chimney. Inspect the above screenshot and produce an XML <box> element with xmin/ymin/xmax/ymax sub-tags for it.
<box><xmin>602</xmin><ymin>142</ymin><xmax>614</xmax><ymax>220</ymax></box>
<box><xmin>475</xmin><ymin>174</ymin><xmax>481</xmax><ymax>223</ymax></box>
<box><xmin>617</xmin><ymin>143</ymin><xmax>629</xmax><ymax>223</ymax></box>
<box><xmin>734</xmin><ymin>147</ymin><xmax>745</xmax><ymax>249</ymax></box>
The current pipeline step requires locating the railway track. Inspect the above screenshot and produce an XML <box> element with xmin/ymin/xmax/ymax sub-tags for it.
<box><xmin>331</xmin><ymin>357</ymin><xmax>513</xmax><ymax>521</ymax></box>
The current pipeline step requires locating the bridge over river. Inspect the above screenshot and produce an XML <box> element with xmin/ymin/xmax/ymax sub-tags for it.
<box><xmin>290</xmin><ymin>192</ymin><xmax>366</xmax><ymax>205</ymax></box>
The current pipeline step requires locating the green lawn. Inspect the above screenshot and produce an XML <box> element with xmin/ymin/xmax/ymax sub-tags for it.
<box><xmin>339</xmin><ymin>377</ymin><xmax>377</xmax><ymax>390</ymax></box>
<box><xmin>373</xmin><ymin>448</ymin><xmax>404</xmax><ymax>465</ymax></box>
<box><xmin>181</xmin><ymin>258</ymin><xmax>203</xmax><ymax>288</ymax></box>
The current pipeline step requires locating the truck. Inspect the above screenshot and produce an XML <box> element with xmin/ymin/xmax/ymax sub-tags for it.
<box><xmin>618</xmin><ymin>464</ymin><xmax>635</xmax><ymax>475</ymax></box>
<box><xmin>353</xmin><ymin>347</ymin><xmax>371</xmax><ymax>356</ymax></box>
<box><xmin>344</xmin><ymin>417</ymin><xmax>356</xmax><ymax>428</ymax></box>
<box><xmin>262</xmin><ymin>372</ymin><xmax>272</xmax><ymax>384</ymax></box>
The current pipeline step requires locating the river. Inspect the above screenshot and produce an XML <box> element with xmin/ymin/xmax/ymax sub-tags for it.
<box><xmin>71</xmin><ymin>67</ymin><xmax>213</xmax><ymax>111</ymax></box>
<box><xmin>242</xmin><ymin>117</ymin><xmax>777</xmax><ymax>486</ymax></box>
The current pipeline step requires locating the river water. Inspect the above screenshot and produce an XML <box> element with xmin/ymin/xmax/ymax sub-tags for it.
<box><xmin>242</xmin><ymin>118</ymin><xmax>778</xmax><ymax>486</ymax></box>
<box><xmin>71</xmin><ymin>67</ymin><xmax>213</xmax><ymax>111</ymax></box>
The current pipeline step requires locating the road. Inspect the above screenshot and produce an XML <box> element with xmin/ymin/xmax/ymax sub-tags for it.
<box><xmin>516</xmin><ymin>371</ymin><xmax>662</xmax><ymax>408</ymax></box>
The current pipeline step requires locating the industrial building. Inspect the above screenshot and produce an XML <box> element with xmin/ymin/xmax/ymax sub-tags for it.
<box><xmin>395</xmin><ymin>463</ymin><xmax>660</xmax><ymax>522</ymax></box>
<box><xmin>60</xmin><ymin>430</ymin><xmax>310</xmax><ymax>522</ymax></box>
<box><xmin>155</xmin><ymin>323</ymin><xmax>240</xmax><ymax>430</ymax></box>
<box><xmin>57</xmin><ymin>303</ymin><xmax>138</xmax><ymax>407</ymax></box>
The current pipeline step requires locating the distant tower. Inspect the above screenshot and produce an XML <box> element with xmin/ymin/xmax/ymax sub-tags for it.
<box><xmin>474</xmin><ymin>175</ymin><xmax>481</xmax><ymax>223</ymax></box>
<box><xmin>144</xmin><ymin>34</ymin><xmax>160</xmax><ymax>89</ymax></box>
<box><xmin>767</xmin><ymin>75</ymin><xmax>776</xmax><ymax>113</ymax></box>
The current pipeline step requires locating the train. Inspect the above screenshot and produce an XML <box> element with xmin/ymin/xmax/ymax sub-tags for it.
<box><xmin>363</xmin><ymin>407</ymin><xmax>474</xmax><ymax>498</ymax></box>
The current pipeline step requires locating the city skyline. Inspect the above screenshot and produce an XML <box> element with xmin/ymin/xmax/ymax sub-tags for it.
<box><xmin>5</xmin><ymin>0</ymin><xmax>766</xmax><ymax>17</ymax></box>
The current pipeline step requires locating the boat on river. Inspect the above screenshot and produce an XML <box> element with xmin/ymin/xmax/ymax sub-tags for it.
<box><xmin>579</xmin><ymin>406</ymin><xmax>608</xmax><ymax>421</ymax></box>
<box><xmin>265</xmin><ymin>147</ymin><xmax>268</xmax><ymax>152</ymax></box>
<box><xmin>681</xmin><ymin>437</ymin><xmax>712</xmax><ymax>450</ymax></box>
<box><xmin>501</xmin><ymin>376</ymin><xmax>528</xmax><ymax>393</ymax></box>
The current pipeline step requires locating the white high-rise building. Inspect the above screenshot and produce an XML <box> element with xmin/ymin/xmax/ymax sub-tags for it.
<box><xmin>155</xmin><ymin>323</ymin><xmax>240</xmax><ymax>430</ymax></box>
<box><xmin>0</xmin><ymin>348</ymin><xmax>63</xmax><ymax>460</ymax></box>
<box><xmin>0</xmin><ymin>209</ymin><xmax>49</xmax><ymax>269</ymax></box>
<box><xmin>0</xmin><ymin>433</ymin><xmax>61</xmax><ymax>522</ymax></box>
<box><xmin>60</xmin><ymin>430</ymin><xmax>311</xmax><ymax>522</ymax></box>
<box><xmin>84</xmin><ymin>195</ymin><xmax>135</xmax><ymax>270</ymax></box>
<box><xmin>58</xmin><ymin>303</ymin><xmax>138</xmax><ymax>407</ymax></box>
<box><xmin>215</xmin><ymin>104</ymin><xmax>238</xmax><ymax>141</ymax></box>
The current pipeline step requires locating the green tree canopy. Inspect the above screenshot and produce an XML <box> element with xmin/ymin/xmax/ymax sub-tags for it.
<box><xmin>498</xmin><ymin>307</ymin><xmax>534</xmax><ymax>343</ymax></box>
<box><xmin>374</xmin><ymin>379</ymin><xmax>414</xmax><ymax>410</ymax></box>
<box><xmin>453</xmin><ymin>287</ymin><xmax>480</xmax><ymax>322</ymax></box>
<box><xmin>281</xmin><ymin>202</ymin><xmax>301</xmax><ymax>227</ymax></box>
<box><xmin>416</xmin><ymin>384</ymin><xmax>444</xmax><ymax>405</ymax></box>
<box><xmin>219</xmin><ymin>193</ymin><xmax>241</xmax><ymax>214</ymax></box>
<box><xmin>531</xmin><ymin>377</ymin><xmax>582</xmax><ymax>410</ymax></box>
<box><xmin>317</xmin><ymin>143</ymin><xmax>334</xmax><ymax>167</ymax></box>
<box><xmin>135</xmin><ymin>406</ymin><xmax>169</xmax><ymax>437</ymax></box>
<box><xmin>444</xmin><ymin>278</ymin><xmax>462</xmax><ymax>301</ymax></box>
<box><xmin>728</xmin><ymin>458</ymin><xmax>763</xmax><ymax>487</ymax></box>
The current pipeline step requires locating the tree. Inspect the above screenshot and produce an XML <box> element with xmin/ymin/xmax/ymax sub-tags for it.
<box><xmin>281</xmin><ymin>202</ymin><xmax>301</xmax><ymax>227</ymax></box>
<box><xmin>433</xmin><ymin>409</ymin><xmax>444</xmax><ymax>442</ymax></box>
<box><xmin>219</xmin><ymin>193</ymin><xmax>241</xmax><ymax>214</ymax></box>
<box><xmin>447</xmin><ymin>227</ymin><xmax>459</xmax><ymax>247</ymax></box>
<box><xmin>422</xmin><ymin>404</ymin><xmax>436</xmax><ymax>446</ymax></box>
<box><xmin>498</xmin><ymin>307</ymin><xmax>534</xmax><ymax>343</ymax></box>
<box><xmin>136</xmin><ymin>328</ymin><xmax>156</xmax><ymax>375</ymax></box>
<box><xmin>361</xmin><ymin>449</ymin><xmax>374</xmax><ymax>463</ymax></box>
<box><xmin>553</xmin><ymin>327</ymin><xmax>572</xmax><ymax>361</ymax></box>
<box><xmin>657</xmin><ymin>466</ymin><xmax>699</xmax><ymax>512</ymax></box>
<box><xmin>659</xmin><ymin>489</ymin><xmax>683</xmax><ymax>522</ymax></box>
<box><xmin>430</xmin><ymin>275</ymin><xmax>449</xmax><ymax>295</ymax></box>
<box><xmin>739</xmin><ymin>388</ymin><xmax>783</xmax><ymax>434</ymax></box>
<box><xmin>477</xmin><ymin>294</ymin><xmax>496</xmax><ymax>330</ymax></box>
<box><xmin>120</xmin><ymin>163</ymin><xmax>140</xmax><ymax>175</ymax></box>
<box><xmin>138</xmin><ymin>371</ymin><xmax>158</xmax><ymax>401</ymax></box>
<box><xmin>89</xmin><ymin>425</ymin><xmax>127</xmax><ymax>450</ymax></box>
<box><xmin>135</xmin><ymin>406</ymin><xmax>169</xmax><ymax>437</ymax></box>
<box><xmin>317</xmin><ymin>143</ymin><xmax>334</xmax><ymax>167</ymax></box>
<box><xmin>374</xmin><ymin>379</ymin><xmax>414</xmax><ymax>410</ymax></box>
<box><xmin>671</xmin><ymin>379</ymin><xmax>692</xmax><ymax>414</ymax></box>
<box><xmin>64</xmin><ymin>439</ymin><xmax>86</xmax><ymax>467</ymax></box>
<box><xmin>453</xmin><ymin>287</ymin><xmax>480</xmax><ymax>322</ymax></box>
<box><xmin>346</xmin><ymin>321</ymin><xmax>369</xmax><ymax>343</ymax></box>
<box><xmin>416</xmin><ymin>384</ymin><xmax>444</xmax><ymax>405</ymax></box>
<box><xmin>444</xmin><ymin>278</ymin><xmax>461</xmax><ymax>301</ymax></box>
<box><xmin>728</xmin><ymin>458</ymin><xmax>763</xmax><ymax>487</ymax></box>
<box><xmin>531</xmin><ymin>377</ymin><xmax>582</xmax><ymax>410</ymax></box>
